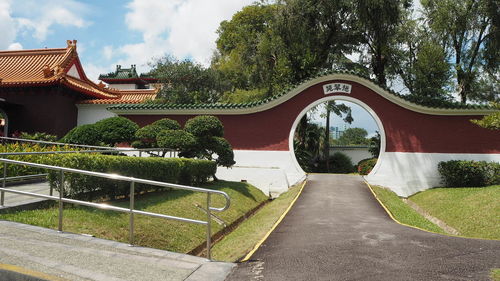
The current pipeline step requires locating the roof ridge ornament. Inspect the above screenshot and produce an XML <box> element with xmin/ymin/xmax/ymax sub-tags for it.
<box><xmin>42</xmin><ymin>65</ymin><xmax>54</xmax><ymax>78</ymax></box>
<box><xmin>66</xmin><ymin>40</ymin><xmax>77</xmax><ymax>49</ymax></box>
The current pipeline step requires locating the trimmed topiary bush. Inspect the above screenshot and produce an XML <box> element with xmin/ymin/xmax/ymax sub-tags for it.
<box><xmin>357</xmin><ymin>158</ymin><xmax>378</xmax><ymax>175</ymax></box>
<box><xmin>132</xmin><ymin>124</ymin><xmax>159</xmax><ymax>148</ymax></box>
<box><xmin>133</xmin><ymin>118</ymin><xmax>181</xmax><ymax>149</ymax></box>
<box><xmin>157</xmin><ymin>130</ymin><xmax>196</xmax><ymax>151</ymax></box>
<box><xmin>150</xmin><ymin>118</ymin><xmax>181</xmax><ymax>131</ymax></box>
<box><xmin>438</xmin><ymin>160</ymin><xmax>500</xmax><ymax>187</ymax></box>
<box><xmin>94</xmin><ymin>117</ymin><xmax>138</xmax><ymax>146</ymax></box>
<box><xmin>60</xmin><ymin>124</ymin><xmax>101</xmax><ymax>145</ymax></box>
<box><xmin>184</xmin><ymin>115</ymin><xmax>224</xmax><ymax>137</ymax></box>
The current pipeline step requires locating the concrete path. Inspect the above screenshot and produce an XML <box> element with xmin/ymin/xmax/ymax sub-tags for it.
<box><xmin>227</xmin><ymin>174</ymin><xmax>500</xmax><ymax>281</ymax></box>
<box><xmin>0</xmin><ymin>182</ymin><xmax>58</xmax><ymax>209</ymax></box>
<box><xmin>0</xmin><ymin>220</ymin><xmax>234</xmax><ymax>281</ymax></box>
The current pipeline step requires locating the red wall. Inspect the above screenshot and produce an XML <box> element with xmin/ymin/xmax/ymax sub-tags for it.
<box><xmin>0</xmin><ymin>86</ymin><xmax>80</xmax><ymax>137</ymax></box>
<box><xmin>124</xmin><ymin>80</ymin><xmax>500</xmax><ymax>154</ymax></box>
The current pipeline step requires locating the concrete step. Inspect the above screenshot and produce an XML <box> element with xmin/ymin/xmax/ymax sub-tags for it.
<box><xmin>0</xmin><ymin>221</ymin><xmax>234</xmax><ymax>281</ymax></box>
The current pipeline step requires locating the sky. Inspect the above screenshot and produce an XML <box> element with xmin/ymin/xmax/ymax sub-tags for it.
<box><xmin>309</xmin><ymin>101</ymin><xmax>379</xmax><ymax>138</ymax></box>
<box><xmin>0</xmin><ymin>0</ymin><xmax>254</xmax><ymax>81</ymax></box>
<box><xmin>1</xmin><ymin>0</ymin><xmax>420</xmax><ymax>134</ymax></box>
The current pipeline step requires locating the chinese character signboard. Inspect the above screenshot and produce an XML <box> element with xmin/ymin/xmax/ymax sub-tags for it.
<box><xmin>323</xmin><ymin>83</ymin><xmax>352</xmax><ymax>95</ymax></box>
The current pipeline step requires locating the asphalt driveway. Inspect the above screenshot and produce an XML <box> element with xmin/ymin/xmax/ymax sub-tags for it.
<box><xmin>226</xmin><ymin>174</ymin><xmax>500</xmax><ymax>281</ymax></box>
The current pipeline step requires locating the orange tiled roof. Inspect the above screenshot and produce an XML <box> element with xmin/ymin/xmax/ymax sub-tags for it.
<box><xmin>0</xmin><ymin>40</ymin><xmax>119</xmax><ymax>99</ymax></box>
<box><xmin>78</xmin><ymin>89</ymin><xmax>158</xmax><ymax>104</ymax></box>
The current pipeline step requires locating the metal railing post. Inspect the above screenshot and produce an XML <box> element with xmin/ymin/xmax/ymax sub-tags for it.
<box><xmin>206</xmin><ymin>193</ymin><xmax>212</xmax><ymax>260</ymax></box>
<box><xmin>0</xmin><ymin>158</ymin><xmax>231</xmax><ymax>256</ymax></box>
<box><xmin>129</xmin><ymin>181</ymin><xmax>135</xmax><ymax>245</ymax></box>
<box><xmin>0</xmin><ymin>163</ymin><xmax>6</xmax><ymax>206</ymax></box>
<box><xmin>58</xmin><ymin>170</ymin><xmax>64</xmax><ymax>232</ymax></box>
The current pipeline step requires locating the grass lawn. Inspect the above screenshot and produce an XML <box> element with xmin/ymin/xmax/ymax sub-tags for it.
<box><xmin>409</xmin><ymin>185</ymin><xmax>500</xmax><ymax>240</ymax></box>
<box><xmin>370</xmin><ymin>185</ymin><xmax>445</xmax><ymax>234</ymax></box>
<box><xmin>492</xmin><ymin>269</ymin><xmax>500</xmax><ymax>281</ymax></box>
<box><xmin>211</xmin><ymin>182</ymin><xmax>304</xmax><ymax>262</ymax></box>
<box><xmin>0</xmin><ymin>180</ymin><xmax>268</xmax><ymax>253</ymax></box>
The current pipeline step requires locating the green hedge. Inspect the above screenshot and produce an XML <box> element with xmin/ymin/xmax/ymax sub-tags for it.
<box><xmin>45</xmin><ymin>154</ymin><xmax>216</xmax><ymax>200</ymax></box>
<box><xmin>357</xmin><ymin>158</ymin><xmax>378</xmax><ymax>175</ymax></box>
<box><xmin>438</xmin><ymin>160</ymin><xmax>500</xmax><ymax>187</ymax></box>
<box><xmin>0</xmin><ymin>143</ymin><xmax>68</xmax><ymax>177</ymax></box>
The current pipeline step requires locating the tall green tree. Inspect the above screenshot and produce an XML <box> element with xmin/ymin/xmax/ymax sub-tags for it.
<box><xmin>391</xmin><ymin>14</ymin><xmax>452</xmax><ymax>103</ymax></box>
<box><xmin>322</xmin><ymin>101</ymin><xmax>353</xmax><ymax>172</ymax></box>
<box><xmin>213</xmin><ymin>4</ymin><xmax>277</xmax><ymax>92</ymax></box>
<box><xmin>274</xmin><ymin>0</ymin><xmax>360</xmax><ymax>82</ymax></box>
<box><xmin>354</xmin><ymin>0</ymin><xmax>412</xmax><ymax>86</ymax></box>
<box><xmin>338</xmin><ymin>128</ymin><xmax>370</xmax><ymax>145</ymax></box>
<box><xmin>422</xmin><ymin>0</ymin><xmax>499</xmax><ymax>103</ymax></box>
<box><xmin>149</xmin><ymin>55</ymin><xmax>230</xmax><ymax>104</ymax></box>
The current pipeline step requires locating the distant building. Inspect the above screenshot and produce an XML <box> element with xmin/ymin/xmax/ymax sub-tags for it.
<box><xmin>99</xmin><ymin>65</ymin><xmax>157</xmax><ymax>90</ymax></box>
<box><xmin>330</xmin><ymin>125</ymin><xmax>348</xmax><ymax>139</ymax></box>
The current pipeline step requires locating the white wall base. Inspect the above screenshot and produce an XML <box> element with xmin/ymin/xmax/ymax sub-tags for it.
<box><xmin>77</xmin><ymin>104</ymin><xmax>117</xmax><ymax>126</ymax></box>
<box><xmin>217</xmin><ymin>150</ymin><xmax>500</xmax><ymax>198</ymax></box>
<box><xmin>215</xmin><ymin>150</ymin><xmax>306</xmax><ymax>198</ymax></box>
<box><xmin>329</xmin><ymin>147</ymin><xmax>372</xmax><ymax>165</ymax></box>
<box><xmin>366</xmin><ymin>152</ymin><xmax>500</xmax><ymax>197</ymax></box>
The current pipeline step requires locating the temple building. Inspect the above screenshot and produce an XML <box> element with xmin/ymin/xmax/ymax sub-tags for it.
<box><xmin>0</xmin><ymin>40</ymin><xmax>158</xmax><ymax>137</ymax></box>
<box><xmin>98</xmin><ymin>65</ymin><xmax>157</xmax><ymax>90</ymax></box>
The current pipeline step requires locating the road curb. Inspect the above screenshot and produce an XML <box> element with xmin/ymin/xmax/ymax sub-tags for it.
<box><xmin>240</xmin><ymin>180</ymin><xmax>307</xmax><ymax>262</ymax></box>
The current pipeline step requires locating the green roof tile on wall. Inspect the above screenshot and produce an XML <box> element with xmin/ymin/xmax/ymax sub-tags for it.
<box><xmin>107</xmin><ymin>70</ymin><xmax>494</xmax><ymax>112</ymax></box>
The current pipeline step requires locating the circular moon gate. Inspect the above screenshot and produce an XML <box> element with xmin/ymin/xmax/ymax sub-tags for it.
<box><xmin>114</xmin><ymin>73</ymin><xmax>500</xmax><ymax>197</ymax></box>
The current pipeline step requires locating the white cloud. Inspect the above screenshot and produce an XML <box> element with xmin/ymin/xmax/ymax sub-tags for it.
<box><xmin>12</xmin><ymin>0</ymin><xmax>89</xmax><ymax>41</ymax></box>
<box><xmin>102</xmin><ymin>45</ymin><xmax>114</xmax><ymax>60</ymax></box>
<box><xmin>0</xmin><ymin>0</ymin><xmax>17</xmax><ymax>49</ymax></box>
<box><xmin>83</xmin><ymin>63</ymin><xmax>114</xmax><ymax>83</ymax></box>
<box><xmin>7</xmin><ymin>42</ymin><xmax>23</xmax><ymax>50</ymax></box>
<box><xmin>122</xmin><ymin>0</ymin><xmax>254</xmax><ymax>66</ymax></box>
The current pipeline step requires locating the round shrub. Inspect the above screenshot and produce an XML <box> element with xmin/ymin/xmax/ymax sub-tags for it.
<box><xmin>133</xmin><ymin>124</ymin><xmax>159</xmax><ymax>148</ymax></box>
<box><xmin>133</xmin><ymin>118</ymin><xmax>181</xmax><ymax>148</ymax></box>
<box><xmin>357</xmin><ymin>158</ymin><xmax>378</xmax><ymax>175</ymax></box>
<box><xmin>210</xmin><ymin>137</ymin><xmax>236</xmax><ymax>168</ymax></box>
<box><xmin>157</xmin><ymin>130</ymin><xmax>196</xmax><ymax>150</ymax></box>
<box><xmin>151</xmin><ymin>118</ymin><xmax>181</xmax><ymax>130</ymax></box>
<box><xmin>94</xmin><ymin>117</ymin><xmax>138</xmax><ymax>146</ymax></box>
<box><xmin>328</xmin><ymin>152</ymin><xmax>354</xmax><ymax>173</ymax></box>
<box><xmin>60</xmin><ymin>124</ymin><xmax>101</xmax><ymax>145</ymax></box>
<box><xmin>184</xmin><ymin>115</ymin><xmax>224</xmax><ymax>137</ymax></box>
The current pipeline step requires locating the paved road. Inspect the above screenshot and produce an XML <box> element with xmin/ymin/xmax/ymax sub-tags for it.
<box><xmin>227</xmin><ymin>174</ymin><xmax>500</xmax><ymax>281</ymax></box>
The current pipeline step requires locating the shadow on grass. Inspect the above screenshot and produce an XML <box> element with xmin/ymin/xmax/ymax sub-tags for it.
<box><xmin>203</xmin><ymin>180</ymin><xmax>259</xmax><ymax>202</ymax></box>
<box><xmin>0</xmin><ymin>180</ymin><xmax>259</xmax><ymax>218</ymax></box>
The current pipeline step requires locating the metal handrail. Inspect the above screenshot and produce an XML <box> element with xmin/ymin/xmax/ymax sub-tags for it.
<box><xmin>0</xmin><ymin>158</ymin><xmax>230</xmax><ymax>259</ymax></box>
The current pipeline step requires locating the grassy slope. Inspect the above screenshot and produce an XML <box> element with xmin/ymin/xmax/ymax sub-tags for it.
<box><xmin>212</xmin><ymin>182</ymin><xmax>303</xmax><ymax>262</ymax></box>
<box><xmin>0</xmin><ymin>181</ymin><xmax>268</xmax><ymax>253</ymax></box>
<box><xmin>410</xmin><ymin>185</ymin><xmax>500</xmax><ymax>240</ymax></box>
<box><xmin>492</xmin><ymin>269</ymin><xmax>500</xmax><ymax>281</ymax></box>
<box><xmin>370</xmin><ymin>185</ymin><xmax>445</xmax><ymax>234</ymax></box>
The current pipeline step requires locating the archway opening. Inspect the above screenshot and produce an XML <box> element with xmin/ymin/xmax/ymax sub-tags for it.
<box><xmin>289</xmin><ymin>96</ymin><xmax>386</xmax><ymax>175</ymax></box>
